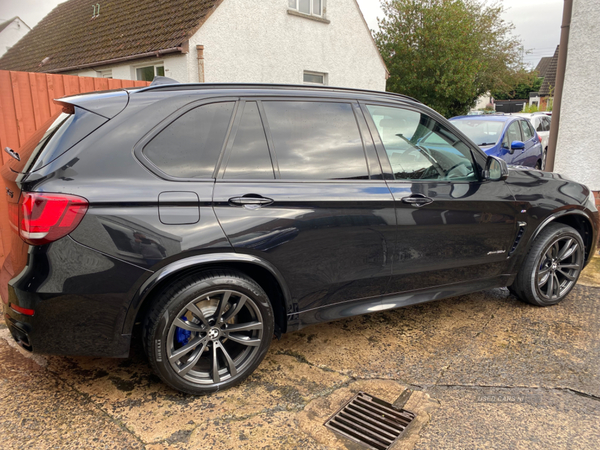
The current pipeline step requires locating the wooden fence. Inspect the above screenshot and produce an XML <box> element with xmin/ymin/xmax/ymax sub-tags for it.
<box><xmin>0</xmin><ymin>70</ymin><xmax>150</xmax><ymax>270</ymax></box>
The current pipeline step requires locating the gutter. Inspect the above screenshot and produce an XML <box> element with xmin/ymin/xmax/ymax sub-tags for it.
<box><xmin>545</xmin><ymin>0</ymin><xmax>572</xmax><ymax>172</ymax></box>
<box><xmin>45</xmin><ymin>46</ymin><xmax>187</xmax><ymax>74</ymax></box>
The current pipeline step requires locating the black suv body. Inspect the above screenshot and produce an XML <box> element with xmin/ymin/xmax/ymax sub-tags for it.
<box><xmin>2</xmin><ymin>84</ymin><xmax>597</xmax><ymax>394</ymax></box>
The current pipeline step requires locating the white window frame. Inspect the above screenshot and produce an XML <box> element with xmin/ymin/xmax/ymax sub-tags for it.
<box><xmin>303</xmin><ymin>71</ymin><xmax>328</xmax><ymax>85</ymax></box>
<box><xmin>98</xmin><ymin>69</ymin><xmax>113</xmax><ymax>79</ymax></box>
<box><xmin>133</xmin><ymin>62</ymin><xmax>165</xmax><ymax>81</ymax></box>
<box><xmin>289</xmin><ymin>0</ymin><xmax>323</xmax><ymax>17</ymax></box>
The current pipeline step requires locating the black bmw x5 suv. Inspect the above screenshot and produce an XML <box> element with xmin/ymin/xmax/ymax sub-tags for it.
<box><xmin>2</xmin><ymin>83</ymin><xmax>597</xmax><ymax>394</ymax></box>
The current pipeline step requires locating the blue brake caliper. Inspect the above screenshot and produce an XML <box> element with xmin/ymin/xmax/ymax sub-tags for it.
<box><xmin>176</xmin><ymin>316</ymin><xmax>191</xmax><ymax>345</ymax></box>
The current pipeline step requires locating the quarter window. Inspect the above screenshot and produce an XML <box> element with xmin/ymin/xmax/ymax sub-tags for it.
<box><xmin>143</xmin><ymin>102</ymin><xmax>234</xmax><ymax>179</ymax></box>
<box><xmin>366</xmin><ymin>105</ymin><xmax>476</xmax><ymax>181</ymax></box>
<box><xmin>223</xmin><ymin>102</ymin><xmax>274</xmax><ymax>179</ymax></box>
<box><xmin>262</xmin><ymin>101</ymin><xmax>369</xmax><ymax>180</ymax></box>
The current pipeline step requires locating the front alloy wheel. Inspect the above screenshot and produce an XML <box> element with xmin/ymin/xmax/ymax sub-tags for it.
<box><xmin>510</xmin><ymin>223</ymin><xmax>584</xmax><ymax>306</ymax></box>
<box><xmin>536</xmin><ymin>236</ymin><xmax>583</xmax><ymax>302</ymax></box>
<box><xmin>144</xmin><ymin>271</ymin><xmax>274</xmax><ymax>394</ymax></box>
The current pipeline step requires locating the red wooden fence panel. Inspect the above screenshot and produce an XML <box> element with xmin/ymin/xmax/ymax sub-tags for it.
<box><xmin>0</xmin><ymin>70</ymin><xmax>150</xmax><ymax>279</ymax></box>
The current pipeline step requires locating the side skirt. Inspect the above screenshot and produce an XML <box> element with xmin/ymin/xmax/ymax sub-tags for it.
<box><xmin>290</xmin><ymin>275</ymin><xmax>511</xmax><ymax>331</ymax></box>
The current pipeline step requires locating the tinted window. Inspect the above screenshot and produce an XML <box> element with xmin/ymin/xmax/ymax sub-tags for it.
<box><xmin>262</xmin><ymin>101</ymin><xmax>368</xmax><ymax>180</ymax></box>
<box><xmin>223</xmin><ymin>102</ymin><xmax>274</xmax><ymax>179</ymax></box>
<box><xmin>534</xmin><ymin>117</ymin><xmax>544</xmax><ymax>132</ymax></box>
<box><xmin>543</xmin><ymin>116</ymin><xmax>551</xmax><ymax>131</ymax></box>
<box><xmin>520</xmin><ymin>120</ymin><xmax>533</xmax><ymax>140</ymax></box>
<box><xmin>144</xmin><ymin>102</ymin><xmax>234</xmax><ymax>178</ymax></box>
<box><xmin>366</xmin><ymin>105</ymin><xmax>476</xmax><ymax>181</ymax></box>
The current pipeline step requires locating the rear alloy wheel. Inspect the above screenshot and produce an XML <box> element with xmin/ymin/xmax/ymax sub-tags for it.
<box><xmin>510</xmin><ymin>224</ymin><xmax>584</xmax><ymax>306</ymax></box>
<box><xmin>144</xmin><ymin>271</ymin><xmax>273</xmax><ymax>394</ymax></box>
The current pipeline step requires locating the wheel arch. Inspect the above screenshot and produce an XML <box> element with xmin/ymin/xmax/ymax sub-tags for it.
<box><xmin>529</xmin><ymin>210</ymin><xmax>596</xmax><ymax>266</ymax></box>
<box><xmin>124</xmin><ymin>253</ymin><xmax>293</xmax><ymax>337</ymax></box>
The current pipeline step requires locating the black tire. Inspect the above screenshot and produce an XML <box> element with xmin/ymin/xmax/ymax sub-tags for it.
<box><xmin>510</xmin><ymin>223</ymin><xmax>585</xmax><ymax>306</ymax></box>
<box><xmin>143</xmin><ymin>270</ymin><xmax>274</xmax><ymax>395</ymax></box>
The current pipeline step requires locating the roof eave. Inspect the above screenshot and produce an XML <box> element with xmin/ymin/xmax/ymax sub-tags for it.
<box><xmin>46</xmin><ymin>44</ymin><xmax>188</xmax><ymax>74</ymax></box>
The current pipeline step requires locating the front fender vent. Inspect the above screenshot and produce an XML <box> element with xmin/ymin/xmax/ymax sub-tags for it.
<box><xmin>324</xmin><ymin>392</ymin><xmax>415</xmax><ymax>450</ymax></box>
<box><xmin>508</xmin><ymin>223</ymin><xmax>527</xmax><ymax>256</ymax></box>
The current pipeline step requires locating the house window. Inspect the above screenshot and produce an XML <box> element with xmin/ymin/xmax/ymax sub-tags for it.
<box><xmin>136</xmin><ymin>65</ymin><xmax>165</xmax><ymax>81</ymax></box>
<box><xmin>98</xmin><ymin>69</ymin><xmax>112</xmax><ymax>79</ymax></box>
<box><xmin>289</xmin><ymin>0</ymin><xmax>322</xmax><ymax>17</ymax></box>
<box><xmin>303</xmin><ymin>71</ymin><xmax>327</xmax><ymax>85</ymax></box>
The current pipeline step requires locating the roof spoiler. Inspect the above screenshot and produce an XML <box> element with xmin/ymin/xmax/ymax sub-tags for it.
<box><xmin>53</xmin><ymin>90</ymin><xmax>130</xmax><ymax>119</ymax></box>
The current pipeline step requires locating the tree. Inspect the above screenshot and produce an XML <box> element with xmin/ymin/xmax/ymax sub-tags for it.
<box><xmin>491</xmin><ymin>72</ymin><xmax>543</xmax><ymax>100</ymax></box>
<box><xmin>375</xmin><ymin>0</ymin><xmax>527</xmax><ymax>117</ymax></box>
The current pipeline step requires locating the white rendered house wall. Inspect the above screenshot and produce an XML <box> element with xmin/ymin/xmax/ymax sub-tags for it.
<box><xmin>554</xmin><ymin>0</ymin><xmax>600</xmax><ymax>190</ymax></box>
<box><xmin>0</xmin><ymin>18</ymin><xmax>30</xmax><ymax>58</ymax></box>
<box><xmin>186</xmin><ymin>0</ymin><xmax>387</xmax><ymax>90</ymax></box>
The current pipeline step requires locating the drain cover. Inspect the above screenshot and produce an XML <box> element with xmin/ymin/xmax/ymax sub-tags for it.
<box><xmin>324</xmin><ymin>392</ymin><xmax>416</xmax><ymax>450</ymax></box>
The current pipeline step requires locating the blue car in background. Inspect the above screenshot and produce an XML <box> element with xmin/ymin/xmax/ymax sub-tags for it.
<box><xmin>449</xmin><ymin>115</ymin><xmax>545</xmax><ymax>169</ymax></box>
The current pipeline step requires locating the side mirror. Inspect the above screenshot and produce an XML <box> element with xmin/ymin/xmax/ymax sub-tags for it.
<box><xmin>483</xmin><ymin>156</ymin><xmax>509</xmax><ymax>181</ymax></box>
<box><xmin>509</xmin><ymin>140</ymin><xmax>525</xmax><ymax>154</ymax></box>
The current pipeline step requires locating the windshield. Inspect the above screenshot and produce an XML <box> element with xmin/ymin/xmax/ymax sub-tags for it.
<box><xmin>451</xmin><ymin>119</ymin><xmax>504</xmax><ymax>147</ymax></box>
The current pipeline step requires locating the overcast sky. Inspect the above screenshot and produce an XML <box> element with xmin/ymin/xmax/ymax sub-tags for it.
<box><xmin>1</xmin><ymin>0</ymin><xmax>562</xmax><ymax>68</ymax></box>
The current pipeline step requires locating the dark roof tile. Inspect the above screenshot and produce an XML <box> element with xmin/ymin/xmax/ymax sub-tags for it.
<box><xmin>0</xmin><ymin>0</ymin><xmax>221</xmax><ymax>72</ymax></box>
<box><xmin>539</xmin><ymin>45</ymin><xmax>559</xmax><ymax>97</ymax></box>
<box><xmin>534</xmin><ymin>56</ymin><xmax>552</xmax><ymax>78</ymax></box>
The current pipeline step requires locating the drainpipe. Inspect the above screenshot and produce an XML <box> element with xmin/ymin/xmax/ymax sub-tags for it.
<box><xmin>545</xmin><ymin>0</ymin><xmax>572</xmax><ymax>172</ymax></box>
<box><xmin>196</xmin><ymin>45</ymin><xmax>205</xmax><ymax>83</ymax></box>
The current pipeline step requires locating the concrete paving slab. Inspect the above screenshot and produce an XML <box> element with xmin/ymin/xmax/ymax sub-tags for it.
<box><xmin>437</xmin><ymin>285</ymin><xmax>600</xmax><ymax>397</ymax></box>
<box><xmin>0</xmin><ymin>329</ymin><xmax>143</xmax><ymax>449</ymax></box>
<box><xmin>414</xmin><ymin>386</ymin><xmax>600</xmax><ymax>450</ymax></box>
<box><xmin>1</xmin><ymin>280</ymin><xmax>599</xmax><ymax>449</ymax></box>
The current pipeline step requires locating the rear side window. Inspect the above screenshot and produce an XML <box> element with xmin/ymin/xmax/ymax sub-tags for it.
<box><xmin>543</xmin><ymin>116</ymin><xmax>551</xmax><ymax>131</ymax></box>
<box><xmin>535</xmin><ymin>117</ymin><xmax>544</xmax><ymax>132</ymax></box>
<box><xmin>143</xmin><ymin>102</ymin><xmax>234</xmax><ymax>179</ymax></box>
<box><xmin>223</xmin><ymin>102</ymin><xmax>274</xmax><ymax>179</ymax></box>
<box><xmin>262</xmin><ymin>101</ymin><xmax>368</xmax><ymax>180</ymax></box>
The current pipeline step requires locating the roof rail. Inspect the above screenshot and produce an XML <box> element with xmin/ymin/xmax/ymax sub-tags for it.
<box><xmin>131</xmin><ymin>82</ymin><xmax>421</xmax><ymax>104</ymax></box>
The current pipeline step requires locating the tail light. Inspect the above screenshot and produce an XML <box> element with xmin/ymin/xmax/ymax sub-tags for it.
<box><xmin>18</xmin><ymin>192</ymin><xmax>88</xmax><ymax>245</ymax></box>
<box><xmin>538</xmin><ymin>134</ymin><xmax>542</xmax><ymax>142</ymax></box>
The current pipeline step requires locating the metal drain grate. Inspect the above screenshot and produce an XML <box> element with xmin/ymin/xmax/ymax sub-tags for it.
<box><xmin>324</xmin><ymin>392</ymin><xmax>416</xmax><ymax>450</ymax></box>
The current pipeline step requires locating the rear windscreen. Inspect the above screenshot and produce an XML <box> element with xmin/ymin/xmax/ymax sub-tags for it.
<box><xmin>5</xmin><ymin>106</ymin><xmax>107</xmax><ymax>174</ymax></box>
<box><xmin>4</xmin><ymin>111</ymin><xmax>68</xmax><ymax>174</ymax></box>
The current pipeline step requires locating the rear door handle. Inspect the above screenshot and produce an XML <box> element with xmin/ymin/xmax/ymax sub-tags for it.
<box><xmin>401</xmin><ymin>194</ymin><xmax>433</xmax><ymax>207</ymax></box>
<box><xmin>229</xmin><ymin>195</ymin><xmax>274</xmax><ymax>208</ymax></box>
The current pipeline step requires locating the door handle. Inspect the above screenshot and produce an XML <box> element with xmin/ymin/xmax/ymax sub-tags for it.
<box><xmin>401</xmin><ymin>194</ymin><xmax>433</xmax><ymax>207</ymax></box>
<box><xmin>229</xmin><ymin>195</ymin><xmax>274</xmax><ymax>207</ymax></box>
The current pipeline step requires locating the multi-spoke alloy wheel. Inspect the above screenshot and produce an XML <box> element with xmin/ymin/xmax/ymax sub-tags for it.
<box><xmin>536</xmin><ymin>236</ymin><xmax>582</xmax><ymax>301</ymax></box>
<box><xmin>144</xmin><ymin>271</ymin><xmax>273</xmax><ymax>394</ymax></box>
<box><xmin>510</xmin><ymin>223</ymin><xmax>585</xmax><ymax>306</ymax></box>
